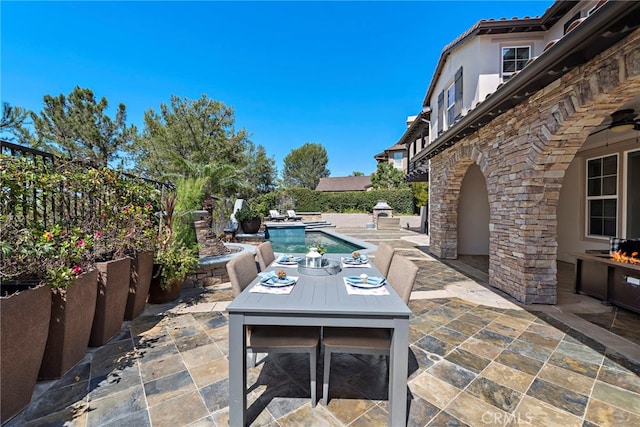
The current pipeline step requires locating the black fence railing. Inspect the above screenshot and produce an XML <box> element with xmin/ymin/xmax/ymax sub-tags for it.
<box><xmin>1</xmin><ymin>140</ymin><xmax>172</xmax><ymax>230</ymax></box>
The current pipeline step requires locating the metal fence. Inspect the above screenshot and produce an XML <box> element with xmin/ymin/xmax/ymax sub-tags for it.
<box><xmin>1</xmin><ymin>140</ymin><xmax>171</xmax><ymax>230</ymax></box>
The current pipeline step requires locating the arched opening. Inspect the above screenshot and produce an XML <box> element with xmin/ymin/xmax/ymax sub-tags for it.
<box><xmin>457</xmin><ymin>163</ymin><xmax>490</xmax><ymax>268</ymax></box>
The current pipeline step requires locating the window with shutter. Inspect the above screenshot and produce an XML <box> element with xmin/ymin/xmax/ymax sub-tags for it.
<box><xmin>437</xmin><ymin>90</ymin><xmax>444</xmax><ymax>135</ymax></box>
<box><xmin>454</xmin><ymin>67</ymin><xmax>463</xmax><ymax>121</ymax></box>
<box><xmin>446</xmin><ymin>83</ymin><xmax>455</xmax><ymax>128</ymax></box>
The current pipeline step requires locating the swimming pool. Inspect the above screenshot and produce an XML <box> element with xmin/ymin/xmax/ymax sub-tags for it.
<box><xmin>266</xmin><ymin>228</ymin><xmax>367</xmax><ymax>254</ymax></box>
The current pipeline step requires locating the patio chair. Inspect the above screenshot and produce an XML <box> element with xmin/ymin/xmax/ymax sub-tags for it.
<box><xmin>286</xmin><ymin>210</ymin><xmax>303</xmax><ymax>221</ymax></box>
<box><xmin>226</xmin><ymin>251</ymin><xmax>320</xmax><ymax>406</ymax></box>
<box><xmin>267</xmin><ymin>209</ymin><xmax>286</xmax><ymax>221</ymax></box>
<box><xmin>321</xmin><ymin>254</ymin><xmax>418</xmax><ymax>406</ymax></box>
<box><xmin>255</xmin><ymin>241</ymin><xmax>276</xmax><ymax>271</ymax></box>
<box><xmin>372</xmin><ymin>242</ymin><xmax>395</xmax><ymax>277</ymax></box>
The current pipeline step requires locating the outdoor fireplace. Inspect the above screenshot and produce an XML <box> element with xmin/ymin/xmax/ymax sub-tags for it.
<box><xmin>372</xmin><ymin>201</ymin><xmax>392</xmax><ymax>225</ymax></box>
<box><xmin>574</xmin><ymin>239</ymin><xmax>640</xmax><ymax>314</ymax></box>
<box><xmin>372</xmin><ymin>201</ymin><xmax>400</xmax><ymax>230</ymax></box>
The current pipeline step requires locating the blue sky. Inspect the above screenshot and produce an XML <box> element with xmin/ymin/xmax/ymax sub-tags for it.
<box><xmin>1</xmin><ymin>1</ymin><xmax>551</xmax><ymax>178</ymax></box>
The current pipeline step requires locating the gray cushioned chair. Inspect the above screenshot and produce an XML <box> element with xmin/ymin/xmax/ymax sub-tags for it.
<box><xmin>372</xmin><ymin>242</ymin><xmax>396</xmax><ymax>277</ymax></box>
<box><xmin>226</xmin><ymin>251</ymin><xmax>320</xmax><ymax>406</ymax></box>
<box><xmin>255</xmin><ymin>241</ymin><xmax>276</xmax><ymax>272</ymax></box>
<box><xmin>321</xmin><ymin>254</ymin><xmax>418</xmax><ymax>406</ymax></box>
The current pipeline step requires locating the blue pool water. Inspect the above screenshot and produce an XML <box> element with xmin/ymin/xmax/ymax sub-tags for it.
<box><xmin>266</xmin><ymin>229</ymin><xmax>364</xmax><ymax>254</ymax></box>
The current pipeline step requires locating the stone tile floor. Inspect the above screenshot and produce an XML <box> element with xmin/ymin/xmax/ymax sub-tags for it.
<box><xmin>6</xmin><ymin>229</ymin><xmax>640</xmax><ymax>426</ymax></box>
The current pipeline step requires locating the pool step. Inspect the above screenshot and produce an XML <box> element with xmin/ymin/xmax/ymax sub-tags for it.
<box><xmin>303</xmin><ymin>221</ymin><xmax>335</xmax><ymax>229</ymax></box>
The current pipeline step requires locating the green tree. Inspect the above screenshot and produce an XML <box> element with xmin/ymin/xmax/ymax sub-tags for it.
<box><xmin>244</xmin><ymin>143</ymin><xmax>277</xmax><ymax>197</ymax></box>
<box><xmin>370</xmin><ymin>162</ymin><xmax>408</xmax><ymax>189</ymax></box>
<box><xmin>134</xmin><ymin>94</ymin><xmax>276</xmax><ymax>194</ymax></box>
<box><xmin>282</xmin><ymin>142</ymin><xmax>330</xmax><ymax>189</ymax></box>
<box><xmin>412</xmin><ymin>182</ymin><xmax>429</xmax><ymax>210</ymax></box>
<box><xmin>30</xmin><ymin>86</ymin><xmax>136</xmax><ymax>166</ymax></box>
<box><xmin>0</xmin><ymin>102</ymin><xmax>31</xmax><ymax>143</ymax></box>
<box><xmin>350</xmin><ymin>171</ymin><xmax>364</xmax><ymax>176</ymax></box>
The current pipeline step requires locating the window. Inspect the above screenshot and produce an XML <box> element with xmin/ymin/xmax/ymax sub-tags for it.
<box><xmin>393</xmin><ymin>152</ymin><xmax>403</xmax><ymax>169</ymax></box>
<box><xmin>626</xmin><ymin>150</ymin><xmax>640</xmax><ymax>238</ymax></box>
<box><xmin>502</xmin><ymin>46</ymin><xmax>530</xmax><ymax>80</ymax></box>
<box><xmin>586</xmin><ymin>155</ymin><xmax>618</xmax><ymax>237</ymax></box>
<box><xmin>446</xmin><ymin>83</ymin><xmax>455</xmax><ymax>127</ymax></box>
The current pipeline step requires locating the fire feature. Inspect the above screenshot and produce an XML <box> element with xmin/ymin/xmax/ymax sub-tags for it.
<box><xmin>611</xmin><ymin>250</ymin><xmax>640</xmax><ymax>265</ymax></box>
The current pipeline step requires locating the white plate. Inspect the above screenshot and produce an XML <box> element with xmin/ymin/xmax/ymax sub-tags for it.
<box><xmin>277</xmin><ymin>256</ymin><xmax>302</xmax><ymax>265</ymax></box>
<box><xmin>342</xmin><ymin>257</ymin><xmax>368</xmax><ymax>265</ymax></box>
<box><xmin>261</xmin><ymin>277</ymin><xmax>295</xmax><ymax>287</ymax></box>
<box><xmin>345</xmin><ymin>277</ymin><xmax>386</xmax><ymax>288</ymax></box>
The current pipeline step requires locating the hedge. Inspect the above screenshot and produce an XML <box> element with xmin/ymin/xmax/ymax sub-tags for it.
<box><xmin>255</xmin><ymin>188</ymin><xmax>414</xmax><ymax>215</ymax></box>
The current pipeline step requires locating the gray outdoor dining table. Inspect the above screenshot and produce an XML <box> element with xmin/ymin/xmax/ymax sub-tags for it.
<box><xmin>226</xmin><ymin>254</ymin><xmax>412</xmax><ymax>426</ymax></box>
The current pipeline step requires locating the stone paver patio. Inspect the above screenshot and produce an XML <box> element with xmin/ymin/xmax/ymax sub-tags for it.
<box><xmin>7</xmin><ymin>228</ymin><xmax>640</xmax><ymax>426</ymax></box>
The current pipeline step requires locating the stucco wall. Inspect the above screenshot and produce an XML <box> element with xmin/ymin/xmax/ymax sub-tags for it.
<box><xmin>458</xmin><ymin>164</ymin><xmax>490</xmax><ymax>255</ymax></box>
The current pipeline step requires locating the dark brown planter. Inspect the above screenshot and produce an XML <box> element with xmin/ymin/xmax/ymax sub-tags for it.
<box><xmin>1</xmin><ymin>283</ymin><xmax>51</xmax><ymax>424</ymax></box>
<box><xmin>148</xmin><ymin>264</ymin><xmax>184</xmax><ymax>304</ymax></box>
<box><xmin>240</xmin><ymin>217</ymin><xmax>261</xmax><ymax>234</ymax></box>
<box><xmin>38</xmin><ymin>270</ymin><xmax>98</xmax><ymax>379</ymax></box>
<box><xmin>89</xmin><ymin>257</ymin><xmax>131</xmax><ymax>347</ymax></box>
<box><xmin>124</xmin><ymin>251</ymin><xmax>154</xmax><ymax>320</ymax></box>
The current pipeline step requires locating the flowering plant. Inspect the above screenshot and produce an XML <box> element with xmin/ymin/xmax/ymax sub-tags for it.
<box><xmin>114</xmin><ymin>202</ymin><xmax>157</xmax><ymax>257</ymax></box>
<box><xmin>2</xmin><ymin>221</ymin><xmax>94</xmax><ymax>289</ymax></box>
<box><xmin>307</xmin><ymin>244</ymin><xmax>327</xmax><ymax>256</ymax></box>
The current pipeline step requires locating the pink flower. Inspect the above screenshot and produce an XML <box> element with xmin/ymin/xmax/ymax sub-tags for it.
<box><xmin>94</xmin><ymin>231</ymin><xmax>103</xmax><ymax>238</ymax></box>
<box><xmin>72</xmin><ymin>265</ymin><xmax>82</xmax><ymax>275</ymax></box>
<box><xmin>145</xmin><ymin>203</ymin><xmax>152</xmax><ymax>209</ymax></box>
<box><xmin>77</xmin><ymin>239</ymin><xmax>85</xmax><ymax>247</ymax></box>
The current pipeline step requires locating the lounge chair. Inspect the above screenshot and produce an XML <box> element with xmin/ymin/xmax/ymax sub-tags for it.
<box><xmin>286</xmin><ymin>210</ymin><xmax>303</xmax><ymax>221</ymax></box>
<box><xmin>267</xmin><ymin>209</ymin><xmax>286</xmax><ymax>222</ymax></box>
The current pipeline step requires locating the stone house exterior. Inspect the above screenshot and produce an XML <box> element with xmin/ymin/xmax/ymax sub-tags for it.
<box><xmin>400</xmin><ymin>0</ymin><xmax>640</xmax><ymax>304</ymax></box>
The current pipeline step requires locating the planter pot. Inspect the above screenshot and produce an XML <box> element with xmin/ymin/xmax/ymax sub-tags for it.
<box><xmin>1</xmin><ymin>283</ymin><xmax>51</xmax><ymax>424</ymax></box>
<box><xmin>148</xmin><ymin>264</ymin><xmax>184</xmax><ymax>304</ymax></box>
<box><xmin>124</xmin><ymin>251</ymin><xmax>154</xmax><ymax>321</ymax></box>
<box><xmin>89</xmin><ymin>257</ymin><xmax>131</xmax><ymax>347</ymax></box>
<box><xmin>240</xmin><ymin>217</ymin><xmax>261</xmax><ymax>234</ymax></box>
<box><xmin>38</xmin><ymin>270</ymin><xmax>98</xmax><ymax>379</ymax></box>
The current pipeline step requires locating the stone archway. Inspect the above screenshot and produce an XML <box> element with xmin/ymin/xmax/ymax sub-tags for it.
<box><xmin>458</xmin><ymin>164</ymin><xmax>490</xmax><ymax>256</ymax></box>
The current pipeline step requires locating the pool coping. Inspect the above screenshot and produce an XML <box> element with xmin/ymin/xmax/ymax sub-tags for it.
<box><xmin>305</xmin><ymin>227</ymin><xmax>377</xmax><ymax>255</ymax></box>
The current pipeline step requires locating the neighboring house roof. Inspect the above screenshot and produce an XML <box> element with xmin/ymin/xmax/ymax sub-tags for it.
<box><xmin>315</xmin><ymin>176</ymin><xmax>372</xmax><ymax>192</ymax></box>
<box><xmin>411</xmin><ymin>0</ymin><xmax>640</xmax><ymax>163</ymax></box>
